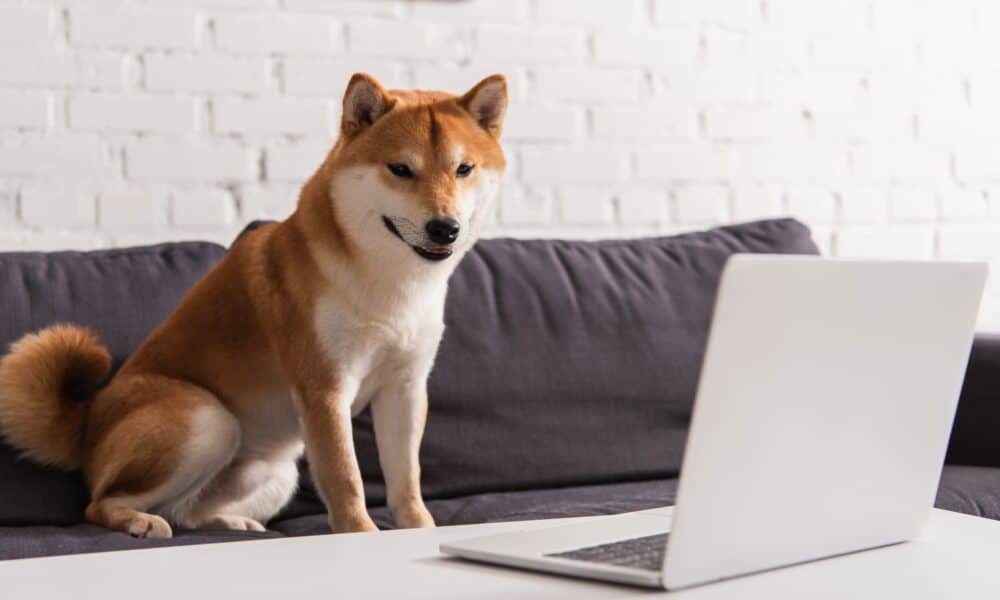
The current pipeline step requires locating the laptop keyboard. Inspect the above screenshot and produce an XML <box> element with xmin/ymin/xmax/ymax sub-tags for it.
<box><xmin>546</xmin><ymin>533</ymin><xmax>668</xmax><ymax>571</ymax></box>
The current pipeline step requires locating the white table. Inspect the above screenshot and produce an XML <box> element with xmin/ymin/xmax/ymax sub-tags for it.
<box><xmin>3</xmin><ymin>508</ymin><xmax>998</xmax><ymax>599</ymax></box>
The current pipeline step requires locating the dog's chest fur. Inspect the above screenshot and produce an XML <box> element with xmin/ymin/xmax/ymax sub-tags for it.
<box><xmin>231</xmin><ymin>250</ymin><xmax>452</xmax><ymax>471</ymax></box>
<box><xmin>313</xmin><ymin>278</ymin><xmax>448</xmax><ymax>415</ymax></box>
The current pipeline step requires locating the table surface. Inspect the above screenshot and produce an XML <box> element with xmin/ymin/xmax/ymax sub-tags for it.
<box><xmin>2</xmin><ymin>508</ymin><xmax>998</xmax><ymax>599</ymax></box>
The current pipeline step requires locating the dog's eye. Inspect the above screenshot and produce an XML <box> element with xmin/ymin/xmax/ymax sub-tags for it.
<box><xmin>387</xmin><ymin>163</ymin><xmax>413</xmax><ymax>179</ymax></box>
<box><xmin>456</xmin><ymin>163</ymin><xmax>475</xmax><ymax>178</ymax></box>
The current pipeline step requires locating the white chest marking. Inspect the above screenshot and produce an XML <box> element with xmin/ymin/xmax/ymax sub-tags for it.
<box><xmin>313</xmin><ymin>285</ymin><xmax>447</xmax><ymax>414</ymax></box>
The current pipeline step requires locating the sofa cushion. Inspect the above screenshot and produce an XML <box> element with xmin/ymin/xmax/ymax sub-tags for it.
<box><xmin>352</xmin><ymin>218</ymin><xmax>819</xmax><ymax>503</ymax></box>
<box><xmin>0</xmin><ymin>242</ymin><xmax>226</xmax><ymax>368</ymax></box>
<box><xmin>3</xmin><ymin>464</ymin><xmax>997</xmax><ymax>561</ymax></box>
<box><xmin>0</xmin><ymin>242</ymin><xmax>227</xmax><ymax>526</ymax></box>
<box><xmin>270</xmin><ymin>478</ymin><xmax>679</xmax><ymax>536</ymax></box>
<box><xmin>0</xmin><ymin>523</ymin><xmax>281</xmax><ymax>561</ymax></box>
<box><xmin>274</xmin><ymin>464</ymin><xmax>1000</xmax><ymax>538</ymax></box>
<box><xmin>934</xmin><ymin>465</ymin><xmax>1000</xmax><ymax>520</ymax></box>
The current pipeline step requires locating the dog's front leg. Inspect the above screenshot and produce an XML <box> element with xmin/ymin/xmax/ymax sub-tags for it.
<box><xmin>296</xmin><ymin>378</ymin><xmax>377</xmax><ymax>533</ymax></box>
<box><xmin>371</xmin><ymin>379</ymin><xmax>435</xmax><ymax>529</ymax></box>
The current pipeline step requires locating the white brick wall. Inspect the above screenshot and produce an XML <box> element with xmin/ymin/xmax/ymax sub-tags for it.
<box><xmin>1</xmin><ymin>0</ymin><xmax>999</xmax><ymax>329</ymax></box>
<box><xmin>215</xmin><ymin>13</ymin><xmax>341</xmax><ymax>55</ymax></box>
<box><xmin>69</xmin><ymin>8</ymin><xmax>200</xmax><ymax>50</ymax></box>
<box><xmin>69</xmin><ymin>94</ymin><xmax>198</xmax><ymax>132</ymax></box>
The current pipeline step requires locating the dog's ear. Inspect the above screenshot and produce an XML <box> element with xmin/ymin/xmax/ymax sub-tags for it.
<box><xmin>459</xmin><ymin>74</ymin><xmax>507</xmax><ymax>137</ymax></box>
<box><xmin>341</xmin><ymin>72</ymin><xmax>394</xmax><ymax>135</ymax></box>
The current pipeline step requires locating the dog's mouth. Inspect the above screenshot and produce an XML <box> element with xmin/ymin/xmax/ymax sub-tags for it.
<box><xmin>382</xmin><ymin>216</ymin><xmax>453</xmax><ymax>262</ymax></box>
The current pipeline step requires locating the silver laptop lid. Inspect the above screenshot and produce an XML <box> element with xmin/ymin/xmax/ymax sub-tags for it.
<box><xmin>662</xmin><ymin>255</ymin><xmax>987</xmax><ymax>589</ymax></box>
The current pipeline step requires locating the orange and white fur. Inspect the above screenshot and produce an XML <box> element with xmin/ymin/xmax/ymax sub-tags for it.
<box><xmin>0</xmin><ymin>73</ymin><xmax>507</xmax><ymax>538</ymax></box>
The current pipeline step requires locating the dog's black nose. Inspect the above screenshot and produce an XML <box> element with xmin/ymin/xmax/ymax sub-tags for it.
<box><xmin>425</xmin><ymin>217</ymin><xmax>460</xmax><ymax>245</ymax></box>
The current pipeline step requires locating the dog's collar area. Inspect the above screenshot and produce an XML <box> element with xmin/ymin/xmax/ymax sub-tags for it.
<box><xmin>382</xmin><ymin>216</ymin><xmax>453</xmax><ymax>262</ymax></box>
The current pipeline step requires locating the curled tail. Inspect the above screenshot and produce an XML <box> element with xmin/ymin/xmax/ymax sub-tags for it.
<box><xmin>0</xmin><ymin>325</ymin><xmax>111</xmax><ymax>469</ymax></box>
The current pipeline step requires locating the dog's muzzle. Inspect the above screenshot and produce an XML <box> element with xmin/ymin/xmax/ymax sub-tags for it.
<box><xmin>383</xmin><ymin>216</ymin><xmax>454</xmax><ymax>262</ymax></box>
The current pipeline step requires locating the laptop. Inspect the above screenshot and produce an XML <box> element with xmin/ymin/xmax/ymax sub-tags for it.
<box><xmin>440</xmin><ymin>254</ymin><xmax>988</xmax><ymax>590</ymax></box>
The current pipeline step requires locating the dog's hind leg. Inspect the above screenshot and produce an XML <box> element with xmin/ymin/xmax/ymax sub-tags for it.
<box><xmin>83</xmin><ymin>376</ymin><xmax>241</xmax><ymax>539</ymax></box>
<box><xmin>180</xmin><ymin>454</ymin><xmax>301</xmax><ymax>531</ymax></box>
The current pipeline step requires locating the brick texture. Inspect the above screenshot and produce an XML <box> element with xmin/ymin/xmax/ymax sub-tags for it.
<box><xmin>0</xmin><ymin>0</ymin><xmax>997</xmax><ymax>329</ymax></box>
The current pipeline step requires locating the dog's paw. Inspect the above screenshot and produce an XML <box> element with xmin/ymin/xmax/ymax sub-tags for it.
<box><xmin>127</xmin><ymin>513</ymin><xmax>173</xmax><ymax>539</ymax></box>
<box><xmin>199</xmin><ymin>515</ymin><xmax>267</xmax><ymax>532</ymax></box>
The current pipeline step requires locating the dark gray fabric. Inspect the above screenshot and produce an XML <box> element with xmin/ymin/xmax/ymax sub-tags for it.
<box><xmin>424</xmin><ymin>478</ymin><xmax>679</xmax><ymax>526</ymax></box>
<box><xmin>0</xmin><ymin>242</ymin><xmax>227</xmax><ymax>368</ymax></box>
<box><xmin>934</xmin><ymin>465</ymin><xmax>1000</xmax><ymax>520</ymax></box>
<box><xmin>2</xmin><ymin>466</ymin><xmax>996</xmax><ymax>560</ymax></box>
<box><xmin>274</xmin><ymin>466</ymin><xmax>1000</xmax><ymax>536</ymax></box>
<box><xmin>351</xmin><ymin>218</ymin><xmax>819</xmax><ymax>503</ymax></box>
<box><xmin>271</xmin><ymin>478</ymin><xmax>680</xmax><ymax>536</ymax></box>
<box><xmin>0</xmin><ymin>242</ymin><xmax>227</xmax><ymax>526</ymax></box>
<box><xmin>0</xmin><ymin>524</ymin><xmax>281</xmax><ymax>561</ymax></box>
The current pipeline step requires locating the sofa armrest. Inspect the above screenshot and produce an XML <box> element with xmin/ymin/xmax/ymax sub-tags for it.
<box><xmin>946</xmin><ymin>333</ymin><xmax>1000</xmax><ymax>467</ymax></box>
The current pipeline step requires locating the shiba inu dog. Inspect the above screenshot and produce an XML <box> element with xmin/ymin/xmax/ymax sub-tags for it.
<box><xmin>0</xmin><ymin>73</ymin><xmax>507</xmax><ymax>538</ymax></box>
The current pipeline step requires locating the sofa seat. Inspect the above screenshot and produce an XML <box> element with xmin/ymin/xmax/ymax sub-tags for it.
<box><xmin>273</xmin><ymin>466</ymin><xmax>1000</xmax><ymax>537</ymax></box>
<box><xmin>935</xmin><ymin>465</ymin><xmax>1000</xmax><ymax>520</ymax></box>
<box><xmin>3</xmin><ymin>466</ymin><xmax>997</xmax><ymax>561</ymax></box>
<box><xmin>271</xmin><ymin>478</ymin><xmax>682</xmax><ymax>536</ymax></box>
<box><xmin>0</xmin><ymin>523</ymin><xmax>282</xmax><ymax>561</ymax></box>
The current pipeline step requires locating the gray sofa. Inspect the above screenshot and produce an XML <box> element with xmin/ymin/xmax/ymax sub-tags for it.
<box><xmin>1</xmin><ymin>218</ymin><xmax>998</xmax><ymax>560</ymax></box>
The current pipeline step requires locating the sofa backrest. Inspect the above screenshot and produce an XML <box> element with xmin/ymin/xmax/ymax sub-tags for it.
<box><xmin>352</xmin><ymin>218</ymin><xmax>819</xmax><ymax>503</ymax></box>
<box><xmin>0</xmin><ymin>243</ymin><xmax>226</xmax><ymax>525</ymax></box>
<box><xmin>0</xmin><ymin>219</ymin><xmax>818</xmax><ymax>525</ymax></box>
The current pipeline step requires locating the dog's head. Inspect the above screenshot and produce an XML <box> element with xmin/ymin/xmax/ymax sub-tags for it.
<box><xmin>325</xmin><ymin>73</ymin><xmax>507</xmax><ymax>265</ymax></box>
